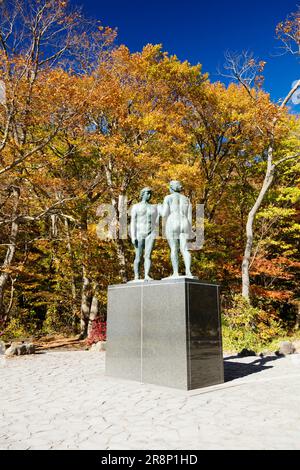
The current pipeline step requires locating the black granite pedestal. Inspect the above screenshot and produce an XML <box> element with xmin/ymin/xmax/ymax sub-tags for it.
<box><xmin>105</xmin><ymin>278</ymin><xmax>224</xmax><ymax>390</ymax></box>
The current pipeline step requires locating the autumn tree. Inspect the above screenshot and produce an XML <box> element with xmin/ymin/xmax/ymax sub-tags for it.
<box><xmin>222</xmin><ymin>8</ymin><xmax>300</xmax><ymax>302</ymax></box>
<box><xmin>0</xmin><ymin>0</ymin><xmax>115</xmax><ymax>327</ymax></box>
<box><xmin>0</xmin><ymin>1</ymin><xmax>298</xmax><ymax>346</ymax></box>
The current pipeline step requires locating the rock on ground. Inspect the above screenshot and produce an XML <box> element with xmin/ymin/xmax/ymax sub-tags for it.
<box><xmin>89</xmin><ymin>341</ymin><xmax>106</xmax><ymax>352</ymax></box>
<box><xmin>5</xmin><ymin>342</ymin><xmax>35</xmax><ymax>357</ymax></box>
<box><xmin>276</xmin><ymin>341</ymin><xmax>296</xmax><ymax>356</ymax></box>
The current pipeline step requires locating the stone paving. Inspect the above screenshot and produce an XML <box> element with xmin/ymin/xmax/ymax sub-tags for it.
<box><xmin>1</xmin><ymin>350</ymin><xmax>300</xmax><ymax>450</ymax></box>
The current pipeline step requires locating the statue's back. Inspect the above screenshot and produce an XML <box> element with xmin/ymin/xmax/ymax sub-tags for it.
<box><xmin>169</xmin><ymin>193</ymin><xmax>189</xmax><ymax>216</ymax></box>
<box><xmin>166</xmin><ymin>193</ymin><xmax>191</xmax><ymax>238</ymax></box>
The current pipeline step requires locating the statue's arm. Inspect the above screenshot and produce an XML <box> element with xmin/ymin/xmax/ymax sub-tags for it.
<box><xmin>188</xmin><ymin>200</ymin><xmax>192</xmax><ymax>225</ymax></box>
<box><xmin>130</xmin><ymin>206</ymin><xmax>137</xmax><ymax>244</ymax></box>
<box><xmin>158</xmin><ymin>196</ymin><xmax>170</xmax><ymax>218</ymax></box>
<box><xmin>155</xmin><ymin>205</ymin><xmax>160</xmax><ymax>225</ymax></box>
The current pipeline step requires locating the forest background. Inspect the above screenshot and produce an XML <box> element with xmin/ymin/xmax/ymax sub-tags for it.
<box><xmin>0</xmin><ymin>0</ymin><xmax>299</xmax><ymax>352</ymax></box>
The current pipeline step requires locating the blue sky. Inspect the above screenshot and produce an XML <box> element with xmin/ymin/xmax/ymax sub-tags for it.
<box><xmin>72</xmin><ymin>0</ymin><xmax>299</xmax><ymax>104</ymax></box>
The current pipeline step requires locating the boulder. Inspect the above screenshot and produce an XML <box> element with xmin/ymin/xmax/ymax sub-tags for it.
<box><xmin>276</xmin><ymin>341</ymin><xmax>296</xmax><ymax>356</ymax></box>
<box><xmin>26</xmin><ymin>343</ymin><xmax>35</xmax><ymax>354</ymax></box>
<box><xmin>90</xmin><ymin>341</ymin><xmax>106</xmax><ymax>352</ymax></box>
<box><xmin>5</xmin><ymin>342</ymin><xmax>35</xmax><ymax>357</ymax></box>
<box><xmin>5</xmin><ymin>345</ymin><xmax>19</xmax><ymax>356</ymax></box>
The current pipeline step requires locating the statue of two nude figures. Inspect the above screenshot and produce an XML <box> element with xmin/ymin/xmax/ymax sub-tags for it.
<box><xmin>130</xmin><ymin>180</ymin><xmax>195</xmax><ymax>281</ymax></box>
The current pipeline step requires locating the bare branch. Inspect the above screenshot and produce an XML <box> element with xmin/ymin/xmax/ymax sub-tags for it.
<box><xmin>280</xmin><ymin>79</ymin><xmax>300</xmax><ymax>108</ymax></box>
<box><xmin>274</xmin><ymin>153</ymin><xmax>300</xmax><ymax>167</ymax></box>
<box><xmin>220</xmin><ymin>50</ymin><xmax>262</xmax><ymax>99</ymax></box>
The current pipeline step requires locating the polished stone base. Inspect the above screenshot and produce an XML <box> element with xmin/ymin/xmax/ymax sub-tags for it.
<box><xmin>105</xmin><ymin>278</ymin><xmax>224</xmax><ymax>390</ymax></box>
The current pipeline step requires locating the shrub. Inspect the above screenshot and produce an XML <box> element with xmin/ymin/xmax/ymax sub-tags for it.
<box><xmin>223</xmin><ymin>294</ymin><xmax>283</xmax><ymax>352</ymax></box>
<box><xmin>87</xmin><ymin>319</ymin><xmax>107</xmax><ymax>346</ymax></box>
<box><xmin>1</xmin><ymin>308</ymin><xmax>41</xmax><ymax>341</ymax></box>
<box><xmin>42</xmin><ymin>304</ymin><xmax>76</xmax><ymax>335</ymax></box>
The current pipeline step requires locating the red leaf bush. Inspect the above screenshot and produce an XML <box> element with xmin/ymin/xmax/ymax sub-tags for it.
<box><xmin>87</xmin><ymin>319</ymin><xmax>107</xmax><ymax>346</ymax></box>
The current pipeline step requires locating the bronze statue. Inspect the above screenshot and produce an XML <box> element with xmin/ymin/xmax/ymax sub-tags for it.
<box><xmin>159</xmin><ymin>181</ymin><xmax>193</xmax><ymax>278</ymax></box>
<box><xmin>130</xmin><ymin>187</ymin><xmax>158</xmax><ymax>281</ymax></box>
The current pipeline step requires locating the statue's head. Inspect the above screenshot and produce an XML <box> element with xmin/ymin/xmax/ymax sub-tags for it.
<box><xmin>169</xmin><ymin>180</ymin><xmax>182</xmax><ymax>193</ymax></box>
<box><xmin>140</xmin><ymin>187</ymin><xmax>152</xmax><ymax>202</ymax></box>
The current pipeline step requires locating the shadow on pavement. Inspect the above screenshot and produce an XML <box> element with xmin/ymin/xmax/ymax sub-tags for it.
<box><xmin>224</xmin><ymin>355</ymin><xmax>282</xmax><ymax>382</ymax></box>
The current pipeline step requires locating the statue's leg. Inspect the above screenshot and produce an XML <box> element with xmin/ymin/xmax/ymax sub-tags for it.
<box><xmin>144</xmin><ymin>234</ymin><xmax>155</xmax><ymax>280</ymax></box>
<box><xmin>133</xmin><ymin>240</ymin><xmax>143</xmax><ymax>280</ymax></box>
<box><xmin>167</xmin><ymin>237</ymin><xmax>179</xmax><ymax>277</ymax></box>
<box><xmin>180</xmin><ymin>233</ymin><xmax>192</xmax><ymax>276</ymax></box>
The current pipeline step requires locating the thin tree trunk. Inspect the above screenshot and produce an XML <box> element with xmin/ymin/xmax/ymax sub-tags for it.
<box><xmin>241</xmin><ymin>146</ymin><xmax>275</xmax><ymax>300</ymax></box>
<box><xmin>116</xmin><ymin>239</ymin><xmax>127</xmax><ymax>283</ymax></box>
<box><xmin>104</xmin><ymin>160</ymin><xmax>128</xmax><ymax>283</ymax></box>
<box><xmin>64</xmin><ymin>218</ymin><xmax>77</xmax><ymax>322</ymax></box>
<box><xmin>0</xmin><ymin>186</ymin><xmax>20</xmax><ymax>322</ymax></box>
<box><xmin>88</xmin><ymin>287</ymin><xmax>99</xmax><ymax>337</ymax></box>
<box><xmin>110</xmin><ymin>196</ymin><xmax>128</xmax><ymax>283</ymax></box>
<box><xmin>79</xmin><ymin>266</ymin><xmax>92</xmax><ymax>338</ymax></box>
<box><xmin>294</xmin><ymin>301</ymin><xmax>300</xmax><ymax>331</ymax></box>
<box><xmin>50</xmin><ymin>214</ymin><xmax>58</xmax><ymax>238</ymax></box>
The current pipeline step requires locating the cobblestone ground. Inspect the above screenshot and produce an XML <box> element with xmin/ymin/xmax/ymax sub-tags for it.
<box><xmin>1</xmin><ymin>351</ymin><xmax>300</xmax><ymax>450</ymax></box>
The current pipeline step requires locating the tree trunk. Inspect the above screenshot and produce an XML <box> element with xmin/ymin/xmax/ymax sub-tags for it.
<box><xmin>104</xmin><ymin>161</ymin><xmax>128</xmax><ymax>283</ymax></box>
<box><xmin>88</xmin><ymin>289</ymin><xmax>99</xmax><ymax>337</ymax></box>
<box><xmin>294</xmin><ymin>301</ymin><xmax>300</xmax><ymax>331</ymax></box>
<box><xmin>79</xmin><ymin>267</ymin><xmax>92</xmax><ymax>338</ymax></box>
<box><xmin>80</xmin><ymin>276</ymin><xmax>100</xmax><ymax>339</ymax></box>
<box><xmin>0</xmin><ymin>186</ymin><xmax>20</xmax><ymax>323</ymax></box>
<box><xmin>64</xmin><ymin>218</ymin><xmax>77</xmax><ymax>323</ymax></box>
<box><xmin>116</xmin><ymin>238</ymin><xmax>128</xmax><ymax>283</ymax></box>
<box><xmin>50</xmin><ymin>214</ymin><xmax>58</xmax><ymax>238</ymax></box>
<box><xmin>241</xmin><ymin>147</ymin><xmax>275</xmax><ymax>300</ymax></box>
<box><xmin>111</xmin><ymin>195</ymin><xmax>128</xmax><ymax>283</ymax></box>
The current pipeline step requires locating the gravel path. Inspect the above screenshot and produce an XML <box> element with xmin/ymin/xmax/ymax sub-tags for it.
<box><xmin>1</xmin><ymin>350</ymin><xmax>300</xmax><ymax>450</ymax></box>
